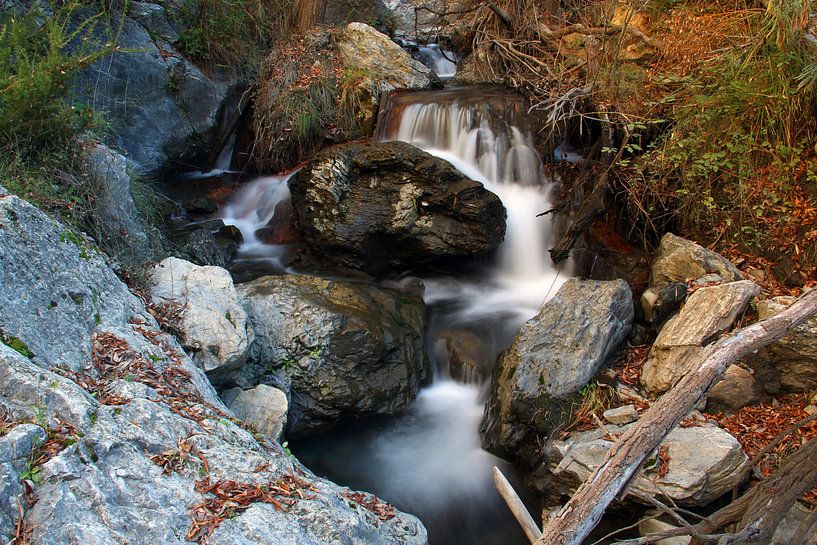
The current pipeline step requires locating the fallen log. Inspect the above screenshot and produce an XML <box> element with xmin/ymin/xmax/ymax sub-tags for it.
<box><xmin>493</xmin><ymin>467</ymin><xmax>541</xmax><ymax>544</ymax></box>
<box><xmin>497</xmin><ymin>289</ymin><xmax>817</xmax><ymax>545</ymax></box>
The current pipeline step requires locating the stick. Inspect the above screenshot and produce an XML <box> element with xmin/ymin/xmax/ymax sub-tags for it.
<box><xmin>532</xmin><ymin>289</ymin><xmax>817</xmax><ymax>545</ymax></box>
<box><xmin>493</xmin><ymin>466</ymin><xmax>541</xmax><ymax>544</ymax></box>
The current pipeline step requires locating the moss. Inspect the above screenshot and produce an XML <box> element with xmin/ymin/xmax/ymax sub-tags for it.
<box><xmin>2</xmin><ymin>335</ymin><xmax>33</xmax><ymax>358</ymax></box>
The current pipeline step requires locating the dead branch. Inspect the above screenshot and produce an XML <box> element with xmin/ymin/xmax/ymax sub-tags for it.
<box><xmin>493</xmin><ymin>467</ymin><xmax>541</xmax><ymax>544</ymax></box>
<box><xmin>500</xmin><ymin>289</ymin><xmax>817</xmax><ymax>545</ymax></box>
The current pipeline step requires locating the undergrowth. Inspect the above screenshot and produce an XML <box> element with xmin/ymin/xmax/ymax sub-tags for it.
<box><xmin>175</xmin><ymin>0</ymin><xmax>292</xmax><ymax>69</ymax></box>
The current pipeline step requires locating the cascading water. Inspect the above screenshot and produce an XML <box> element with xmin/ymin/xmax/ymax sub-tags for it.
<box><xmin>295</xmin><ymin>88</ymin><xmax>571</xmax><ymax>545</ymax></box>
<box><xmin>218</xmin><ymin>173</ymin><xmax>294</xmax><ymax>271</ymax></box>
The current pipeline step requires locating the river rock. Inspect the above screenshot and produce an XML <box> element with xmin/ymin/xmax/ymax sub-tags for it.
<box><xmin>0</xmin><ymin>423</ymin><xmax>47</xmax><ymax>538</ymax></box>
<box><xmin>237</xmin><ymin>275</ymin><xmax>428</xmax><ymax>436</ymax></box>
<box><xmin>0</xmin><ymin>194</ymin><xmax>427</xmax><ymax>545</ymax></box>
<box><xmin>650</xmin><ymin>233</ymin><xmax>743</xmax><ymax>287</ymax></box>
<box><xmin>547</xmin><ymin>423</ymin><xmax>748</xmax><ymax>507</ymax></box>
<box><xmin>149</xmin><ymin>257</ymin><xmax>253</xmax><ymax>381</ymax></box>
<box><xmin>603</xmin><ymin>404</ymin><xmax>638</xmax><ymax>425</ymax></box>
<box><xmin>222</xmin><ymin>385</ymin><xmax>288</xmax><ymax>441</ymax></box>
<box><xmin>638</xmin><ymin>516</ymin><xmax>691</xmax><ymax>545</ymax></box>
<box><xmin>706</xmin><ymin>364</ymin><xmax>766</xmax><ymax>413</ymax></box>
<box><xmin>480</xmin><ymin>279</ymin><xmax>633</xmax><ymax>465</ymax></box>
<box><xmin>435</xmin><ymin>329</ymin><xmax>490</xmax><ymax>383</ymax></box>
<box><xmin>641</xmin><ymin>281</ymin><xmax>760</xmax><ymax>397</ymax></box>
<box><xmin>770</xmin><ymin>501</ymin><xmax>817</xmax><ymax>545</ymax></box>
<box><xmin>745</xmin><ymin>296</ymin><xmax>817</xmax><ymax>393</ymax></box>
<box><xmin>641</xmin><ymin>281</ymin><xmax>687</xmax><ymax>326</ymax></box>
<box><xmin>290</xmin><ymin>141</ymin><xmax>506</xmax><ymax>274</ymax></box>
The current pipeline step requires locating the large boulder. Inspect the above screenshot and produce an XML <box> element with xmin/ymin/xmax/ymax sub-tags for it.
<box><xmin>71</xmin><ymin>9</ymin><xmax>240</xmax><ymax>175</ymax></box>
<box><xmin>641</xmin><ymin>281</ymin><xmax>760</xmax><ymax>396</ymax></box>
<box><xmin>480</xmin><ymin>279</ymin><xmax>633</xmax><ymax>465</ymax></box>
<box><xmin>148</xmin><ymin>257</ymin><xmax>254</xmax><ymax>382</ymax></box>
<box><xmin>547</xmin><ymin>423</ymin><xmax>748</xmax><ymax>507</ymax></box>
<box><xmin>237</xmin><ymin>275</ymin><xmax>429</xmax><ymax>436</ymax></box>
<box><xmin>222</xmin><ymin>384</ymin><xmax>288</xmax><ymax>442</ymax></box>
<box><xmin>0</xmin><ymin>193</ymin><xmax>427</xmax><ymax>545</ymax></box>
<box><xmin>650</xmin><ymin>233</ymin><xmax>743</xmax><ymax>287</ymax></box>
<box><xmin>0</xmin><ymin>424</ymin><xmax>48</xmax><ymax>538</ymax></box>
<box><xmin>290</xmin><ymin>141</ymin><xmax>506</xmax><ymax>274</ymax></box>
<box><xmin>706</xmin><ymin>364</ymin><xmax>767</xmax><ymax>413</ymax></box>
<box><xmin>744</xmin><ymin>296</ymin><xmax>817</xmax><ymax>393</ymax></box>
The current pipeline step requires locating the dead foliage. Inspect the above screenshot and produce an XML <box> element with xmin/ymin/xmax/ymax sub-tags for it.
<box><xmin>53</xmin><ymin>367</ymin><xmax>130</xmax><ymax>406</ymax></box>
<box><xmin>708</xmin><ymin>393</ymin><xmax>817</xmax><ymax>503</ymax></box>
<box><xmin>147</xmin><ymin>301</ymin><xmax>184</xmax><ymax>337</ymax></box>
<box><xmin>342</xmin><ymin>491</ymin><xmax>396</xmax><ymax>523</ymax></box>
<box><xmin>188</xmin><ymin>474</ymin><xmax>317</xmax><ymax>543</ymax></box>
<box><xmin>149</xmin><ymin>436</ymin><xmax>207</xmax><ymax>476</ymax></box>
<box><xmin>612</xmin><ymin>344</ymin><xmax>649</xmax><ymax>387</ymax></box>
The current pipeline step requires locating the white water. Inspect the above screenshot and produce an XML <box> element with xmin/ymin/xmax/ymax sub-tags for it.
<box><xmin>395</xmin><ymin>39</ymin><xmax>459</xmax><ymax>80</ymax></box>
<box><xmin>379</xmin><ymin>97</ymin><xmax>571</xmax><ymax>324</ymax></box>
<box><xmin>218</xmin><ymin>173</ymin><xmax>294</xmax><ymax>270</ymax></box>
<box><xmin>180</xmin><ymin>131</ymin><xmax>239</xmax><ymax>180</ymax></box>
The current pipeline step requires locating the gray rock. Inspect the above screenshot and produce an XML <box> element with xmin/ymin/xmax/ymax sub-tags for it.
<box><xmin>71</xmin><ymin>12</ymin><xmax>236</xmax><ymax>175</ymax></box>
<box><xmin>149</xmin><ymin>257</ymin><xmax>254</xmax><ymax>379</ymax></box>
<box><xmin>603</xmin><ymin>404</ymin><xmax>638</xmax><ymax>425</ymax></box>
<box><xmin>641</xmin><ymin>281</ymin><xmax>760</xmax><ymax>396</ymax></box>
<box><xmin>0</xmin><ymin>423</ymin><xmax>47</xmax><ymax>537</ymax></box>
<box><xmin>480</xmin><ymin>279</ymin><xmax>633</xmax><ymax>465</ymax></box>
<box><xmin>222</xmin><ymin>385</ymin><xmax>288</xmax><ymax>442</ymax></box>
<box><xmin>650</xmin><ymin>233</ymin><xmax>742</xmax><ymax>287</ymax></box>
<box><xmin>745</xmin><ymin>296</ymin><xmax>817</xmax><ymax>393</ymax></box>
<box><xmin>0</xmin><ymin>196</ymin><xmax>428</xmax><ymax>545</ymax></box>
<box><xmin>770</xmin><ymin>501</ymin><xmax>817</xmax><ymax>545</ymax></box>
<box><xmin>237</xmin><ymin>275</ymin><xmax>429</xmax><ymax>436</ymax></box>
<box><xmin>706</xmin><ymin>364</ymin><xmax>766</xmax><ymax>413</ymax></box>
<box><xmin>0</xmin><ymin>194</ymin><xmax>148</xmax><ymax>373</ymax></box>
<box><xmin>85</xmin><ymin>143</ymin><xmax>153</xmax><ymax>260</ymax></box>
<box><xmin>127</xmin><ymin>1</ymin><xmax>186</xmax><ymax>41</ymax></box>
<box><xmin>382</xmin><ymin>0</ymin><xmax>444</xmax><ymax>38</ymax></box>
<box><xmin>290</xmin><ymin>141</ymin><xmax>506</xmax><ymax>274</ymax></box>
<box><xmin>547</xmin><ymin>423</ymin><xmax>748</xmax><ymax>506</ymax></box>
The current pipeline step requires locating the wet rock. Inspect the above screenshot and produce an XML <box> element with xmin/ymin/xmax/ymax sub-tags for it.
<box><xmin>706</xmin><ymin>365</ymin><xmax>766</xmax><ymax>413</ymax></box>
<box><xmin>179</xmin><ymin>220</ymin><xmax>239</xmax><ymax>268</ymax></box>
<box><xmin>641</xmin><ymin>281</ymin><xmax>760</xmax><ymax>397</ymax></box>
<box><xmin>0</xmin><ymin>423</ymin><xmax>47</xmax><ymax>538</ymax></box>
<box><xmin>222</xmin><ymin>385</ymin><xmax>288</xmax><ymax>441</ymax></box>
<box><xmin>745</xmin><ymin>296</ymin><xmax>817</xmax><ymax>393</ymax></box>
<box><xmin>435</xmin><ymin>330</ymin><xmax>489</xmax><ymax>383</ymax></box>
<box><xmin>547</xmin><ymin>423</ymin><xmax>747</xmax><ymax>507</ymax></box>
<box><xmin>290</xmin><ymin>141</ymin><xmax>506</xmax><ymax>274</ymax></box>
<box><xmin>85</xmin><ymin>143</ymin><xmax>153</xmax><ymax>260</ymax></box>
<box><xmin>149</xmin><ymin>257</ymin><xmax>253</xmax><ymax>380</ymax></box>
<box><xmin>237</xmin><ymin>275</ymin><xmax>428</xmax><ymax>436</ymax></box>
<box><xmin>480</xmin><ymin>279</ymin><xmax>633</xmax><ymax>465</ymax></box>
<box><xmin>650</xmin><ymin>233</ymin><xmax>742</xmax><ymax>287</ymax></box>
<box><xmin>0</xmin><ymin>195</ymin><xmax>428</xmax><ymax>545</ymax></box>
<box><xmin>603</xmin><ymin>404</ymin><xmax>638</xmax><ymax>425</ymax></box>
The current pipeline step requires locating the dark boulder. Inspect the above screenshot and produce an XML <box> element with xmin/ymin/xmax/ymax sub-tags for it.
<box><xmin>289</xmin><ymin>141</ymin><xmax>506</xmax><ymax>274</ymax></box>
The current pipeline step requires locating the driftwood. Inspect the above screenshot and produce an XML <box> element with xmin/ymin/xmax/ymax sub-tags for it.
<box><xmin>493</xmin><ymin>467</ymin><xmax>541</xmax><ymax>544</ymax></box>
<box><xmin>496</xmin><ymin>289</ymin><xmax>817</xmax><ymax>545</ymax></box>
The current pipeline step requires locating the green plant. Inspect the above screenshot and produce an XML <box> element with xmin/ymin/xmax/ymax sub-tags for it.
<box><xmin>2</xmin><ymin>334</ymin><xmax>33</xmax><ymax>358</ymax></box>
<box><xmin>21</xmin><ymin>459</ymin><xmax>42</xmax><ymax>484</ymax></box>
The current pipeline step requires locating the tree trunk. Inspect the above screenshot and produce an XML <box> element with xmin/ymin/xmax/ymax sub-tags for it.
<box><xmin>533</xmin><ymin>289</ymin><xmax>817</xmax><ymax>545</ymax></box>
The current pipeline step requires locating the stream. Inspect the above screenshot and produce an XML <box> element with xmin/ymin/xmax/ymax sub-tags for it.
<box><xmin>215</xmin><ymin>52</ymin><xmax>572</xmax><ymax>545</ymax></box>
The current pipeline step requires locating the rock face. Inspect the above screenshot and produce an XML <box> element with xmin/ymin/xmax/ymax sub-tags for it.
<box><xmin>641</xmin><ymin>281</ymin><xmax>760</xmax><ymax>396</ymax></box>
<box><xmin>547</xmin><ymin>423</ymin><xmax>748</xmax><ymax>507</ymax></box>
<box><xmin>0</xmin><ymin>193</ymin><xmax>427</xmax><ymax>545</ymax></box>
<box><xmin>70</xmin><ymin>7</ymin><xmax>239</xmax><ymax>175</ymax></box>
<box><xmin>745</xmin><ymin>296</ymin><xmax>817</xmax><ymax>393</ymax></box>
<box><xmin>85</xmin><ymin>143</ymin><xmax>154</xmax><ymax>260</ymax></box>
<box><xmin>222</xmin><ymin>385</ymin><xmax>288</xmax><ymax>442</ymax></box>
<box><xmin>480</xmin><ymin>279</ymin><xmax>633</xmax><ymax>465</ymax></box>
<box><xmin>149</xmin><ymin>257</ymin><xmax>253</xmax><ymax>381</ymax></box>
<box><xmin>650</xmin><ymin>233</ymin><xmax>743</xmax><ymax>287</ymax></box>
<box><xmin>237</xmin><ymin>275</ymin><xmax>428</xmax><ymax>436</ymax></box>
<box><xmin>0</xmin><ymin>424</ymin><xmax>48</xmax><ymax>538</ymax></box>
<box><xmin>290</xmin><ymin>141</ymin><xmax>506</xmax><ymax>274</ymax></box>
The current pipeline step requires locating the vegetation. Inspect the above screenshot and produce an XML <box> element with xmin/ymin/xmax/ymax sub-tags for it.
<box><xmin>175</xmin><ymin>0</ymin><xmax>292</xmax><ymax>68</ymax></box>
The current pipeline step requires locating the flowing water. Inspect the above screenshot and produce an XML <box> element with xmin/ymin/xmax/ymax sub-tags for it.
<box><xmin>396</xmin><ymin>40</ymin><xmax>459</xmax><ymax>80</ymax></box>
<box><xmin>294</xmin><ymin>88</ymin><xmax>572</xmax><ymax>545</ymax></box>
